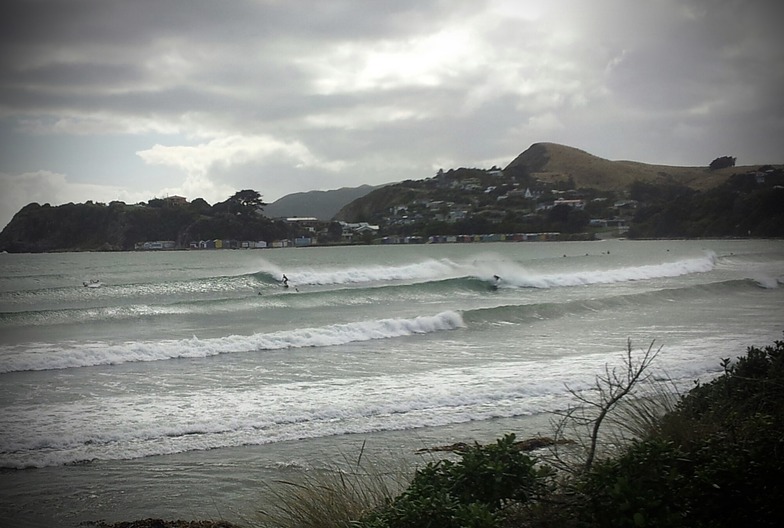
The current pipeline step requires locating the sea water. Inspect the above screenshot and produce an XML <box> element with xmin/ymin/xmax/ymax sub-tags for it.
<box><xmin>1</xmin><ymin>239</ymin><xmax>783</xmax><ymax>526</ymax></box>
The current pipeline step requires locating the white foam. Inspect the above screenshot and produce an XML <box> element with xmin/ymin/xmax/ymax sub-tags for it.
<box><xmin>267</xmin><ymin>258</ymin><xmax>460</xmax><ymax>285</ymax></box>
<box><xmin>259</xmin><ymin>252</ymin><xmax>718</xmax><ymax>290</ymax></box>
<box><xmin>750</xmin><ymin>275</ymin><xmax>780</xmax><ymax>289</ymax></box>
<box><xmin>501</xmin><ymin>252</ymin><xmax>717</xmax><ymax>288</ymax></box>
<box><xmin>0</xmin><ymin>341</ymin><xmax>724</xmax><ymax>469</ymax></box>
<box><xmin>0</xmin><ymin>311</ymin><xmax>465</xmax><ymax>373</ymax></box>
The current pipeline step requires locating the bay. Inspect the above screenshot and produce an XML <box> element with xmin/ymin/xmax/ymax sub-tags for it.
<box><xmin>1</xmin><ymin>239</ymin><xmax>783</xmax><ymax>527</ymax></box>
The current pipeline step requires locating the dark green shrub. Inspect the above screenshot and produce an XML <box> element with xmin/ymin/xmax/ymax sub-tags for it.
<box><xmin>709</xmin><ymin>156</ymin><xmax>736</xmax><ymax>170</ymax></box>
<box><xmin>578</xmin><ymin>339</ymin><xmax>784</xmax><ymax>528</ymax></box>
<box><xmin>578</xmin><ymin>438</ymin><xmax>690</xmax><ymax>527</ymax></box>
<box><xmin>360</xmin><ymin>434</ymin><xmax>550</xmax><ymax>528</ymax></box>
<box><xmin>260</xmin><ymin>340</ymin><xmax>784</xmax><ymax>528</ymax></box>
<box><xmin>669</xmin><ymin>340</ymin><xmax>784</xmax><ymax>443</ymax></box>
<box><xmin>684</xmin><ymin>426</ymin><xmax>784</xmax><ymax>528</ymax></box>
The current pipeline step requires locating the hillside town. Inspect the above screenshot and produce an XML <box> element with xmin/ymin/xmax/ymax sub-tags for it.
<box><xmin>133</xmin><ymin>167</ymin><xmax>635</xmax><ymax>251</ymax></box>
<box><xmin>129</xmin><ymin>160</ymin><xmax>784</xmax><ymax>251</ymax></box>
<box><xmin>2</xmin><ymin>144</ymin><xmax>781</xmax><ymax>254</ymax></box>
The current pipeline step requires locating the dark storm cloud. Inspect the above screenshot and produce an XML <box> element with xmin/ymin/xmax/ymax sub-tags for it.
<box><xmin>0</xmin><ymin>0</ymin><xmax>782</xmax><ymax>229</ymax></box>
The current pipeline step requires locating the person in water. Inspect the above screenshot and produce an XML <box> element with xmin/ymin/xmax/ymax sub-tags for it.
<box><xmin>282</xmin><ymin>274</ymin><xmax>289</xmax><ymax>288</ymax></box>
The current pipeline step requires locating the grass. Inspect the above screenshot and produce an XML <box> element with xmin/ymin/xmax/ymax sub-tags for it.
<box><xmin>509</xmin><ymin>142</ymin><xmax>745</xmax><ymax>192</ymax></box>
<box><xmin>608</xmin><ymin>374</ymin><xmax>685</xmax><ymax>442</ymax></box>
<box><xmin>252</xmin><ymin>443</ymin><xmax>411</xmax><ymax>528</ymax></box>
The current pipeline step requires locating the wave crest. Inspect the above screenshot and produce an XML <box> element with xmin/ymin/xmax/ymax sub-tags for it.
<box><xmin>502</xmin><ymin>252</ymin><xmax>717</xmax><ymax>288</ymax></box>
<box><xmin>0</xmin><ymin>311</ymin><xmax>464</xmax><ymax>373</ymax></box>
<box><xmin>268</xmin><ymin>258</ymin><xmax>460</xmax><ymax>286</ymax></box>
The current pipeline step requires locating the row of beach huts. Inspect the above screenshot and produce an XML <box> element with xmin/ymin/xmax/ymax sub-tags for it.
<box><xmin>134</xmin><ymin>238</ymin><xmax>311</xmax><ymax>251</ymax></box>
<box><xmin>134</xmin><ymin>232</ymin><xmax>566</xmax><ymax>251</ymax></box>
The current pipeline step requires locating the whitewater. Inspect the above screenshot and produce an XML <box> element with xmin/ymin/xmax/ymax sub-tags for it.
<box><xmin>1</xmin><ymin>239</ymin><xmax>783</xmax><ymax>526</ymax></box>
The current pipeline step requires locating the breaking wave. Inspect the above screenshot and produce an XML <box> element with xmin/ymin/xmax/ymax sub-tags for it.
<box><xmin>259</xmin><ymin>252</ymin><xmax>717</xmax><ymax>288</ymax></box>
<box><xmin>497</xmin><ymin>252</ymin><xmax>717</xmax><ymax>288</ymax></box>
<box><xmin>0</xmin><ymin>311</ymin><xmax>464</xmax><ymax>373</ymax></box>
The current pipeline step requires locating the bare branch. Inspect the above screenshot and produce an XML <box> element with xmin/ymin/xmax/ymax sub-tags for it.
<box><xmin>549</xmin><ymin>339</ymin><xmax>662</xmax><ymax>473</ymax></box>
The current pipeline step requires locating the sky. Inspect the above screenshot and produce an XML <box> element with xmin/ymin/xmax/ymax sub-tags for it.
<box><xmin>1</xmin><ymin>0</ymin><xmax>783</xmax><ymax>230</ymax></box>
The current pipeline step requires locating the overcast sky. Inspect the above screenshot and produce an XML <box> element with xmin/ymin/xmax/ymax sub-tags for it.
<box><xmin>1</xmin><ymin>0</ymin><xmax>782</xmax><ymax>229</ymax></box>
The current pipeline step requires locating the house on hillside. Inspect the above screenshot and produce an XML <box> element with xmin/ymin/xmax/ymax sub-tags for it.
<box><xmin>163</xmin><ymin>195</ymin><xmax>188</xmax><ymax>206</ymax></box>
<box><xmin>553</xmin><ymin>198</ymin><xmax>585</xmax><ymax>210</ymax></box>
<box><xmin>285</xmin><ymin>217</ymin><xmax>320</xmax><ymax>232</ymax></box>
<box><xmin>339</xmin><ymin>221</ymin><xmax>379</xmax><ymax>243</ymax></box>
<box><xmin>460</xmin><ymin>178</ymin><xmax>482</xmax><ymax>191</ymax></box>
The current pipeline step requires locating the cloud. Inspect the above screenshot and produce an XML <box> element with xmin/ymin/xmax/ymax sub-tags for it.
<box><xmin>134</xmin><ymin>135</ymin><xmax>352</xmax><ymax>206</ymax></box>
<box><xmin>0</xmin><ymin>0</ymin><xmax>782</xmax><ymax>231</ymax></box>
<box><xmin>137</xmin><ymin>134</ymin><xmax>347</xmax><ymax>176</ymax></box>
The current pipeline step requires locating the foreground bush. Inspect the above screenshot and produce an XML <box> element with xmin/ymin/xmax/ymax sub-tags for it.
<box><xmin>578</xmin><ymin>339</ymin><xmax>784</xmax><ymax>528</ymax></box>
<box><xmin>358</xmin><ymin>434</ymin><xmax>553</xmax><ymax>528</ymax></box>
<box><xmin>258</xmin><ymin>339</ymin><xmax>784</xmax><ymax>528</ymax></box>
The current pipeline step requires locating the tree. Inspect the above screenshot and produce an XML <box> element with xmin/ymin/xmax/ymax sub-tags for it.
<box><xmin>551</xmin><ymin>340</ymin><xmax>662</xmax><ymax>473</ymax></box>
<box><xmin>709</xmin><ymin>156</ymin><xmax>736</xmax><ymax>171</ymax></box>
<box><xmin>189</xmin><ymin>197</ymin><xmax>212</xmax><ymax>215</ymax></box>
<box><xmin>230</xmin><ymin>189</ymin><xmax>266</xmax><ymax>209</ymax></box>
<box><xmin>323</xmin><ymin>221</ymin><xmax>344</xmax><ymax>243</ymax></box>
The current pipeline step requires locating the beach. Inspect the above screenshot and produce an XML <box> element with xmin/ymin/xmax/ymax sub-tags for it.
<box><xmin>1</xmin><ymin>239</ymin><xmax>783</xmax><ymax>526</ymax></box>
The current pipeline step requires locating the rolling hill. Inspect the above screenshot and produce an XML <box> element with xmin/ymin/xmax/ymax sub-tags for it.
<box><xmin>505</xmin><ymin>142</ymin><xmax>742</xmax><ymax>191</ymax></box>
<box><xmin>3</xmin><ymin>142</ymin><xmax>779</xmax><ymax>252</ymax></box>
<box><xmin>335</xmin><ymin>142</ymin><xmax>752</xmax><ymax>222</ymax></box>
<box><xmin>263</xmin><ymin>185</ymin><xmax>381</xmax><ymax>220</ymax></box>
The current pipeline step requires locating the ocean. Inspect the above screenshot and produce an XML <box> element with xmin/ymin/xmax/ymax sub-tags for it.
<box><xmin>1</xmin><ymin>239</ymin><xmax>783</xmax><ymax>526</ymax></box>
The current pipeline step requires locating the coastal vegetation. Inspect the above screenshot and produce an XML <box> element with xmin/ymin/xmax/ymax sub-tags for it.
<box><xmin>1</xmin><ymin>143</ymin><xmax>782</xmax><ymax>252</ymax></box>
<box><xmin>335</xmin><ymin>144</ymin><xmax>783</xmax><ymax>241</ymax></box>
<box><xmin>72</xmin><ymin>337</ymin><xmax>784</xmax><ymax>527</ymax></box>
<box><xmin>0</xmin><ymin>191</ymin><xmax>310</xmax><ymax>252</ymax></box>
<box><xmin>251</xmin><ymin>338</ymin><xmax>784</xmax><ymax>528</ymax></box>
<box><xmin>627</xmin><ymin>171</ymin><xmax>784</xmax><ymax>238</ymax></box>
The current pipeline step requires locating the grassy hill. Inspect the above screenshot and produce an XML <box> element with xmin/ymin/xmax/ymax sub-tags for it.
<box><xmin>505</xmin><ymin>142</ymin><xmax>745</xmax><ymax>191</ymax></box>
<box><xmin>335</xmin><ymin>142</ymin><xmax>756</xmax><ymax>224</ymax></box>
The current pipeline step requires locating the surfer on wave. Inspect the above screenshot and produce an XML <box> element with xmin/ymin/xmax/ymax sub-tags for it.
<box><xmin>281</xmin><ymin>274</ymin><xmax>298</xmax><ymax>291</ymax></box>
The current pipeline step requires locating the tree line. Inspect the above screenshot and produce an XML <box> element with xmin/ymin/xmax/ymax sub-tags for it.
<box><xmin>0</xmin><ymin>190</ymin><xmax>309</xmax><ymax>252</ymax></box>
<box><xmin>628</xmin><ymin>167</ymin><xmax>784</xmax><ymax>238</ymax></box>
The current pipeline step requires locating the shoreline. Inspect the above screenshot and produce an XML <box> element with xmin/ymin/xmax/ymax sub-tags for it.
<box><xmin>3</xmin><ymin>235</ymin><xmax>783</xmax><ymax>254</ymax></box>
<box><xmin>2</xmin><ymin>413</ymin><xmax>558</xmax><ymax>527</ymax></box>
<box><xmin>2</xmin><ymin>240</ymin><xmax>781</xmax><ymax>527</ymax></box>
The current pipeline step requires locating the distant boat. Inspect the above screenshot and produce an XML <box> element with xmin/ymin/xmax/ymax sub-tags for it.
<box><xmin>83</xmin><ymin>279</ymin><xmax>102</xmax><ymax>288</ymax></box>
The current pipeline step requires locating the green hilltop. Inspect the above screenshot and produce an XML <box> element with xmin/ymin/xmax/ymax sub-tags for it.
<box><xmin>336</xmin><ymin>142</ymin><xmax>753</xmax><ymax>223</ymax></box>
<box><xmin>1</xmin><ymin>143</ymin><xmax>782</xmax><ymax>252</ymax></box>
<box><xmin>505</xmin><ymin>142</ymin><xmax>737</xmax><ymax>191</ymax></box>
<box><xmin>335</xmin><ymin>142</ymin><xmax>783</xmax><ymax>239</ymax></box>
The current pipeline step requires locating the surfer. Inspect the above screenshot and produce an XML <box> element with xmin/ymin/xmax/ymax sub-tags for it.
<box><xmin>282</xmin><ymin>274</ymin><xmax>289</xmax><ymax>288</ymax></box>
<box><xmin>491</xmin><ymin>275</ymin><xmax>501</xmax><ymax>291</ymax></box>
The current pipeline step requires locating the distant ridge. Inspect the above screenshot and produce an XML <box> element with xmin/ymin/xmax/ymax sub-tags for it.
<box><xmin>505</xmin><ymin>142</ymin><xmax>745</xmax><ymax>191</ymax></box>
<box><xmin>334</xmin><ymin>142</ymin><xmax>773</xmax><ymax>224</ymax></box>
<box><xmin>3</xmin><ymin>141</ymin><xmax>779</xmax><ymax>252</ymax></box>
<box><xmin>263</xmin><ymin>184</ymin><xmax>381</xmax><ymax>220</ymax></box>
